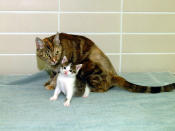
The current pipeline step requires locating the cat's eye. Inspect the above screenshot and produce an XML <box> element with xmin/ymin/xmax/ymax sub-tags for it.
<box><xmin>55</xmin><ymin>51</ymin><xmax>59</xmax><ymax>55</ymax></box>
<box><xmin>69</xmin><ymin>70</ymin><xmax>72</xmax><ymax>72</ymax></box>
<box><xmin>63</xmin><ymin>67</ymin><xmax>66</xmax><ymax>69</ymax></box>
<box><xmin>45</xmin><ymin>53</ymin><xmax>51</xmax><ymax>58</ymax></box>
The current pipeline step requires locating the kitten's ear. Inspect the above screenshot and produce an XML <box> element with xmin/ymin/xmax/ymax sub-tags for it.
<box><xmin>53</xmin><ymin>33</ymin><xmax>60</xmax><ymax>45</ymax></box>
<box><xmin>61</xmin><ymin>56</ymin><xmax>68</xmax><ymax>64</ymax></box>
<box><xmin>35</xmin><ymin>37</ymin><xmax>44</xmax><ymax>49</ymax></box>
<box><xmin>76</xmin><ymin>64</ymin><xmax>82</xmax><ymax>72</ymax></box>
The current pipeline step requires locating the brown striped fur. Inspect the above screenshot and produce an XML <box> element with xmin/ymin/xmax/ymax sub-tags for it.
<box><xmin>36</xmin><ymin>33</ymin><xmax>175</xmax><ymax>93</ymax></box>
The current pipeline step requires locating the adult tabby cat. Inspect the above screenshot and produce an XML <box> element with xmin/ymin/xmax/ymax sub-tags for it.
<box><xmin>36</xmin><ymin>33</ymin><xmax>175</xmax><ymax>93</ymax></box>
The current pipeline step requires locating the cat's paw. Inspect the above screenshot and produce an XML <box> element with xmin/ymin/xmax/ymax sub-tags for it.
<box><xmin>64</xmin><ymin>101</ymin><xmax>70</xmax><ymax>107</ymax></box>
<box><xmin>82</xmin><ymin>95</ymin><xmax>88</xmax><ymax>98</ymax></box>
<box><xmin>45</xmin><ymin>85</ymin><xmax>55</xmax><ymax>90</ymax></box>
<box><xmin>50</xmin><ymin>96</ymin><xmax>57</xmax><ymax>101</ymax></box>
<box><xmin>44</xmin><ymin>81</ymin><xmax>50</xmax><ymax>86</ymax></box>
<box><xmin>82</xmin><ymin>93</ymin><xmax>89</xmax><ymax>98</ymax></box>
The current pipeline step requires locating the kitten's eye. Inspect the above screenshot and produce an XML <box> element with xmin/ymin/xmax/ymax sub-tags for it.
<box><xmin>63</xmin><ymin>67</ymin><xmax>66</xmax><ymax>69</ymax></box>
<box><xmin>69</xmin><ymin>70</ymin><xmax>72</xmax><ymax>72</ymax></box>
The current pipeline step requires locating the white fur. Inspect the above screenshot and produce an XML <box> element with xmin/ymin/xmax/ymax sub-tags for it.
<box><xmin>83</xmin><ymin>85</ymin><xmax>90</xmax><ymax>98</ymax></box>
<box><xmin>50</xmin><ymin>56</ymin><xmax>89</xmax><ymax>106</ymax></box>
<box><xmin>50</xmin><ymin>71</ymin><xmax>76</xmax><ymax>107</ymax></box>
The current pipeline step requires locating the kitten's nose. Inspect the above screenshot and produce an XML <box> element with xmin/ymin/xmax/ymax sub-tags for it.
<box><xmin>64</xmin><ymin>71</ymin><xmax>68</xmax><ymax>75</ymax></box>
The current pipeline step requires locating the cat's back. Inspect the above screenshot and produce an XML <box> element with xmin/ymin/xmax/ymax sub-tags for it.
<box><xmin>59</xmin><ymin>33</ymin><xmax>95</xmax><ymax>48</ymax></box>
<box><xmin>59</xmin><ymin>33</ymin><xmax>96</xmax><ymax>63</ymax></box>
<box><xmin>59</xmin><ymin>33</ymin><xmax>116</xmax><ymax>74</ymax></box>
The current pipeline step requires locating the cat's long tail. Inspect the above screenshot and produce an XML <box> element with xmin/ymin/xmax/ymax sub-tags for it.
<box><xmin>111</xmin><ymin>75</ymin><xmax>175</xmax><ymax>93</ymax></box>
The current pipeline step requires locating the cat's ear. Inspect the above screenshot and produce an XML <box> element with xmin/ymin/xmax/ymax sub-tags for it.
<box><xmin>61</xmin><ymin>56</ymin><xmax>68</xmax><ymax>64</ymax></box>
<box><xmin>76</xmin><ymin>64</ymin><xmax>82</xmax><ymax>72</ymax></box>
<box><xmin>35</xmin><ymin>37</ymin><xmax>44</xmax><ymax>49</ymax></box>
<box><xmin>53</xmin><ymin>33</ymin><xmax>60</xmax><ymax>45</ymax></box>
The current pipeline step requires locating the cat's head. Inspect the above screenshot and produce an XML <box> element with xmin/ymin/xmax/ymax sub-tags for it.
<box><xmin>60</xmin><ymin>56</ymin><xmax>82</xmax><ymax>77</ymax></box>
<box><xmin>35</xmin><ymin>33</ymin><xmax>62</xmax><ymax>65</ymax></box>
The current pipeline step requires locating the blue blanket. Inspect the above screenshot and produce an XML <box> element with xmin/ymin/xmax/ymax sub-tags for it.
<box><xmin>1</xmin><ymin>72</ymin><xmax>175</xmax><ymax>131</ymax></box>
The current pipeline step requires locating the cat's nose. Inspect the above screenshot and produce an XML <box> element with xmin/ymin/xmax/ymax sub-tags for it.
<box><xmin>52</xmin><ymin>58</ymin><xmax>56</xmax><ymax>63</ymax></box>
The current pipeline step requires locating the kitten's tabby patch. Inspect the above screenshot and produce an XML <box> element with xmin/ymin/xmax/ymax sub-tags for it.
<box><xmin>36</xmin><ymin>33</ymin><xmax>175</xmax><ymax>93</ymax></box>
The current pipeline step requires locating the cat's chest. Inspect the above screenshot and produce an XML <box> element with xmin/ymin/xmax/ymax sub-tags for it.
<box><xmin>58</xmin><ymin>75</ymin><xmax>75</xmax><ymax>94</ymax></box>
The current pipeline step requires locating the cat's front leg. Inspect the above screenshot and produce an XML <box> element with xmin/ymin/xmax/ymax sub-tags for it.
<box><xmin>50</xmin><ymin>85</ymin><xmax>61</xmax><ymax>101</ymax></box>
<box><xmin>64</xmin><ymin>91</ymin><xmax>73</xmax><ymax>107</ymax></box>
<box><xmin>45</xmin><ymin>74</ymin><xmax>57</xmax><ymax>90</ymax></box>
<box><xmin>44</xmin><ymin>70</ymin><xmax>56</xmax><ymax>86</ymax></box>
<box><xmin>45</xmin><ymin>78</ymin><xmax>54</xmax><ymax>90</ymax></box>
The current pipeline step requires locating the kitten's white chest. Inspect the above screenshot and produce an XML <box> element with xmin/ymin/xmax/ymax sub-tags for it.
<box><xmin>57</xmin><ymin>75</ymin><xmax>75</xmax><ymax>95</ymax></box>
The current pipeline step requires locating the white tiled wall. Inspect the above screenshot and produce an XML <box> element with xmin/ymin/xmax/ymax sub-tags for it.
<box><xmin>0</xmin><ymin>0</ymin><xmax>175</xmax><ymax>74</ymax></box>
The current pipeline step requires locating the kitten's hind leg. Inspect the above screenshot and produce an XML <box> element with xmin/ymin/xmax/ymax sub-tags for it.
<box><xmin>82</xmin><ymin>85</ymin><xmax>90</xmax><ymax>98</ymax></box>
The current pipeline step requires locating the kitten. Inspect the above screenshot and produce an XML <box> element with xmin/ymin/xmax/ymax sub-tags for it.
<box><xmin>36</xmin><ymin>33</ymin><xmax>175</xmax><ymax>93</ymax></box>
<box><xmin>50</xmin><ymin>56</ymin><xmax>90</xmax><ymax>107</ymax></box>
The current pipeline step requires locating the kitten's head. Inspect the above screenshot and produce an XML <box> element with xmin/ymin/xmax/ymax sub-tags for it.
<box><xmin>60</xmin><ymin>56</ymin><xmax>82</xmax><ymax>77</ymax></box>
<box><xmin>35</xmin><ymin>33</ymin><xmax>62</xmax><ymax>65</ymax></box>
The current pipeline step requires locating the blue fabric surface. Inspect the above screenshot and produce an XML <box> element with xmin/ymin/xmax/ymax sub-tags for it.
<box><xmin>1</xmin><ymin>71</ymin><xmax>175</xmax><ymax>131</ymax></box>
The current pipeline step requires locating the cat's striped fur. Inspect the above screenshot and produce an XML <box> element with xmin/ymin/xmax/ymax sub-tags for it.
<box><xmin>36</xmin><ymin>33</ymin><xmax>175</xmax><ymax>93</ymax></box>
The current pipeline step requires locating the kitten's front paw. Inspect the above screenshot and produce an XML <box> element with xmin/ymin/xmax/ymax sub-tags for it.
<box><xmin>45</xmin><ymin>85</ymin><xmax>55</xmax><ymax>90</ymax></box>
<box><xmin>64</xmin><ymin>101</ymin><xmax>70</xmax><ymax>107</ymax></box>
<box><xmin>50</xmin><ymin>96</ymin><xmax>57</xmax><ymax>101</ymax></box>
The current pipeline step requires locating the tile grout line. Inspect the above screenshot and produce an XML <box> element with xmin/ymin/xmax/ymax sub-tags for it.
<box><xmin>1</xmin><ymin>32</ymin><xmax>175</xmax><ymax>35</ymax></box>
<box><xmin>119</xmin><ymin>0</ymin><xmax>124</xmax><ymax>73</ymax></box>
<box><xmin>1</xmin><ymin>53</ymin><xmax>175</xmax><ymax>56</ymax></box>
<box><xmin>123</xmin><ymin>32</ymin><xmax>175</xmax><ymax>35</ymax></box>
<box><xmin>108</xmin><ymin>53</ymin><xmax>175</xmax><ymax>55</ymax></box>
<box><xmin>1</xmin><ymin>11</ymin><xmax>175</xmax><ymax>14</ymax></box>
<box><xmin>58</xmin><ymin>0</ymin><xmax>61</xmax><ymax>32</ymax></box>
<box><xmin>123</xmin><ymin>12</ymin><xmax>175</xmax><ymax>15</ymax></box>
<box><xmin>0</xmin><ymin>32</ymin><xmax>57</xmax><ymax>35</ymax></box>
<box><xmin>0</xmin><ymin>54</ymin><xmax>36</xmax><ymax>56</ymax></box>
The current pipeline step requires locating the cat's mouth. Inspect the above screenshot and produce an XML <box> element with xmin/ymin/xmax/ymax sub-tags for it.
<box><xmin>50</xmin><ymin>58</ymin><xmax>57</xmax><ymax>65</ymax></box>
<box><xmin>50</xmin><ymin>61</ymin><xmax>57</xmax><ymax>65</ymax></box>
